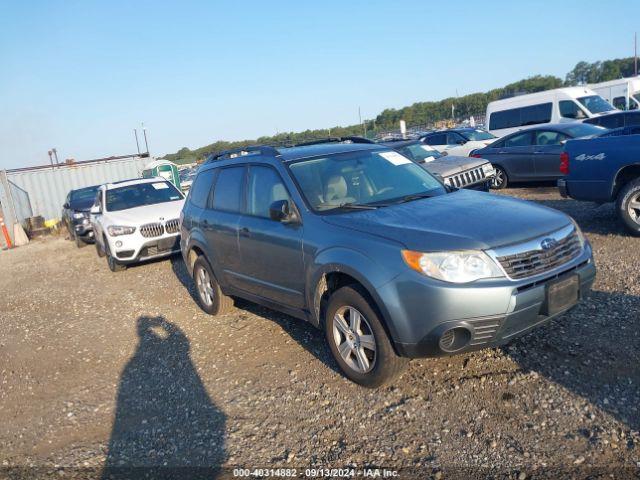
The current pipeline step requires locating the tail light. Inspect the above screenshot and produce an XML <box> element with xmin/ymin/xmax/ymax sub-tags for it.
<box><xmin>470</xmin><ymin>154</ymin><xmax>483</xmax><ymax>158</ymax></box>
<box><xmin>560</xmin><ymin>152</ymin><xmax>569</xmax><ymax>175</ymax></box>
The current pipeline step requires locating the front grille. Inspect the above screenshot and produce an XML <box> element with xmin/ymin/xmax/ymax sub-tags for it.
<box><xmin>445</xmin><ymin>166</ymin><xmax>486</xmax><ymax>188</ymax></box>
<box><xmin>165</xmin><ymin>218</ymin><xmax>180</xmax><ymax>234</ymax></box>
<box><xmin>496</xmin><ymin>230</ymin><xmax>582</xmax><ymax>279</ymax></box>
<box><xmin>140</xmin><ymin>222</ymin><xmax>165</xmax><ymax>238</ymax></box>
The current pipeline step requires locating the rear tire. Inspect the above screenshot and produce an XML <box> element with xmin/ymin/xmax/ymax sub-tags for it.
<box><xmin>616</xmin><ymin>177</ymin><xmax>640</xmax><ymax>236</ymax></box>
<box><xmin>324</xmin><ymin>285</ymin><xmax>408</xmax><ymax>388</ymax></box>
<box><xmin>491</xmin><ymin>166</ymin><xmax>508</xmax><ymax>189</ymax></box>
<box><xmin>192</xmin><ymin>256</ymin><xmax>234</xmax><ymax>315</ymax></box>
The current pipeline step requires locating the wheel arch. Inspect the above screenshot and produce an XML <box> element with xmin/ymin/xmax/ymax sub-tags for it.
<box><xmin>612</xmin><ymin>163</ymin><xmax>640</xmax><ymax>199</ymax></box>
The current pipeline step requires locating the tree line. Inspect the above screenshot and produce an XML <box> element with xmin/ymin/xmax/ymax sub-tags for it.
<box><xmin>164</xmin><ymin>56</ymin><xmax>637</xmax><ymax>164</ymax></box>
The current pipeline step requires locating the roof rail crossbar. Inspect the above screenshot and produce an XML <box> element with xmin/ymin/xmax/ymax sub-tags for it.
<box><xmin>208</xmin><ymin>145</ymin><xmax>280</xmax><ymax>162</ymax></box>
<box><xmin>292</xmin><ymin>136</ymin><xmax>374</xmax><ymax>147</ymax></box>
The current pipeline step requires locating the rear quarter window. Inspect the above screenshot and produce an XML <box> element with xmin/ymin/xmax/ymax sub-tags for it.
<box><xmin>189</xmin><ymin>168</ymin><xmax>216</xmax><ymax>209</ymax></box>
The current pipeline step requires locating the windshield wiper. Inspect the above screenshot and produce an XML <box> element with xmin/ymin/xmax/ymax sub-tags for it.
<box><xmin>395</xmin><ymin>192</ymin><xmax>435</xmax><ymax>204</ymax></box>
<box><xmin>335</xmin><ymin>202</ymin><xmax>379</xmax><ymax>210</ymax></box>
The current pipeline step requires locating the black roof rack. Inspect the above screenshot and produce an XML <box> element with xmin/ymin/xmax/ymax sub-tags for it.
<box><xmin>207</xmin><ymin>145</ymin><xmax>280</xmax><ymax>163</ymax></box>
<box><xmin>291</xmin><ymin>136</ymin><xmax>374</xmax><ymax>147</ymax></box>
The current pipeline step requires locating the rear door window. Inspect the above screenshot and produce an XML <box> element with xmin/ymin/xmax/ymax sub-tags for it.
<box><xmin>503</xmin><ymin>131</ymin><xmax>533</xmax><ymax>147</ymax></box>
<box><xmin>189</xmin><ymin>168</ymin><xmax>216</xmax><ymax>209</ymax></box>
<box><xmin>534</xmin><ymin>130</ymin><xmax>568</xmax><ymax>146</ymax></box>
<box><xmin>424</xmin><ymin>133</ymin><xmax>446</xmax><ymax>145</ymax></box>
<box><xmin>211</xmin><ymin>167</ymin><xmax>245</xmax><ymax>212</ymax></box>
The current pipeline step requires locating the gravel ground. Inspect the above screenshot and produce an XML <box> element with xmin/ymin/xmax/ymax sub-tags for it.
<box><xmin>0</xmin><ymin>186</ymin><xmax>638</xmax><ymax>479</ymax></box>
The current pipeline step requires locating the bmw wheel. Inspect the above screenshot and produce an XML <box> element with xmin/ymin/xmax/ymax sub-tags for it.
<box><xmin>325</xmin><ymin>285</ymin><xmax>407</xmax><ymax>388</ymax></box>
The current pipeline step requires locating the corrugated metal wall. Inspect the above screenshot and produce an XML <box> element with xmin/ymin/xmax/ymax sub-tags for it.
<box><xmin>1</xmin><ymin>156</ymin><xmax>148</xmax><ymax>224</ymax></box>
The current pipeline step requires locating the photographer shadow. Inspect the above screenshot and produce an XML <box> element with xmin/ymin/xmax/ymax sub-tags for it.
<box><xmin>102</xmin><ymin>316</ymin><xmax>225</xmax><ymax>479</ymax></box>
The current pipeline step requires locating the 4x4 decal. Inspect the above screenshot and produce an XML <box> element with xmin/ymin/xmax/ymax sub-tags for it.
<box><xmin>575</xmin><ymin>153</ymin><xmax>606</xmax><ymax>161</ymax></box>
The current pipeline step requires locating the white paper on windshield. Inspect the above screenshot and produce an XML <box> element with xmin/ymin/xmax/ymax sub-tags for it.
<box><xmin>152</xmin><ymin>182</ymin><xmax>170</xmax><ymax>190</ymax></box>
<box><xmin>379</xmin><ymin>151</ymin><xmax>411</xmax><ymax>166</ymax></box>
<box><xmin>422</xmin><ymin>156</ymin><xmax>436</xmax><ymax>163</ymax></box>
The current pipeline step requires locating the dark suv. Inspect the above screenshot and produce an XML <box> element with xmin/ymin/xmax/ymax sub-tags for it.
<box><xmin>180</xmin><ymin>140</ymin><xmax>596</xmax><ymax>387</ymax></box>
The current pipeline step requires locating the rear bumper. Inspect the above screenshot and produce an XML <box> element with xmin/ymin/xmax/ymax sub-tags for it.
<box><xmin>558</xmin><ymin>179</ymin><xmax>568</xmax><ymax>198</ymax></box>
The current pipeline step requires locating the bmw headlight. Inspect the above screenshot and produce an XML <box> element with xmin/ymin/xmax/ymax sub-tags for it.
<box><xmin>402</xmin><ymin>250</ymin><xmax>504</xmax><ymax>283</ymax></box>
<box><xmin>107</xmin><ymin>225</ymin><xmax>136</xmax><ymax>236</ymax></box>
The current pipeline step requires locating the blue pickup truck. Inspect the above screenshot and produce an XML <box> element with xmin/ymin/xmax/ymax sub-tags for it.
<box><xmin>558</xmin><ymin>134</ymin><xmax>640</xmax><ymax>236</ymax></box>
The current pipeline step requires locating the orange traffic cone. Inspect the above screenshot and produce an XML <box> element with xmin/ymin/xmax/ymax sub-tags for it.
<box><xmin>0</xmin><ymin>216</ymin><xmax>12</xmax><ymax>248</ymax></box>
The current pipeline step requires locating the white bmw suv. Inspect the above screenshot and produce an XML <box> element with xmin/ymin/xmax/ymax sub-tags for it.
<box><xmin>90</xmin><ymin>177</ymin><xmax>185</xmax><ymax>271</ymax></box>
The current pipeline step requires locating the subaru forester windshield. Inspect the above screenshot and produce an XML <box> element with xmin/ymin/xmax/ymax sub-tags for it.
<box><xmin>288</xmin><ymin>149</ymin><xmax>445</xmax><ymax>212</ymax></box>
<box><xmin>106</xmin><ymin>181</ymin><xmax>183</xmax><ymax>212</ymax></box>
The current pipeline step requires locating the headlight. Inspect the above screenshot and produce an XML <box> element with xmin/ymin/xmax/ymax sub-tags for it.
<box><xmin>481</xmin><ymin>163</ymin><xmax>495</xmax><ymax>176</ymax></box>
<box><xmin>401</xmin><ymin>250</ymin><xmax>504</xmax><ymax>283</ymax></box>
<box><xmin>72</xmin><ymin>212</ymin><xmax>86</xmax><ymax>219</ymax></box>
<box><xmin>570</xmin><ymin>219</ymin><xmax>586</xmax><ymax>248</ymax></box>
<box><xmin>107</xmin><ymin>225</ymin><xmax>136</xmax><ymax>236</ymax></box>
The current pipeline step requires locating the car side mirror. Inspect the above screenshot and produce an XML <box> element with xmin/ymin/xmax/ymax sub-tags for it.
<box><xmin>457</xmin><ymin>140</ymin><xmax>466</xmax><ymax>145</ymax></box>
<box><xmin>269</xmin><ymin>200</ymin><xmax>292</xmax><ymax>222</ymax></box>
<box><xmin>90</xmin><ymin>205</ymin><xmax>101</xmax><ymax>215</ymax></box>
<box><xmin>63</xmin><ymin>202</ymin><xmax>70</xmax><ymax>209</ymax></box>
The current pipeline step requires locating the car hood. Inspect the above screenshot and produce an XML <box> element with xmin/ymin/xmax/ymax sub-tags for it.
<box><xmin>70</xmin><ymin>199</ymin><xmax>95</xmax><ymax>211</ymax></box>
<box><xmin>422</xmin><ymin>156</ymin><xmax>488</xmax><ymax>176</ymax></box>
<box><xmin>321</xmin><ymin>189</ymin><xmax>570</xmax><ymax>251</ymax></box>
<box><xmin>106</xmin><ymin>200</ymin><xmax>185</xmax><ymax>225</ymax></box>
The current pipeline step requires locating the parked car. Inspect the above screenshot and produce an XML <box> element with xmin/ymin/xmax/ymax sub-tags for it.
<box><xmin>380</xmin><ymin>138</ymin><xmax>495</xmax><ymax>191</ymax></box>
<box><xmin>583</xmin><ymin>110</ymin><xmax>640</xmax><ymax>129</ymax></box>
<box><xmin>420</xmin><ymin>128</ymin><xmax>497</xmax><ymax>157</ymax></box>
<box><xmin>486</xmin><ymin>87</ymin><xmax>615</xmax><ymax>137</ymax></box>
<box><xmin>180</xmin><ymin>140</ymin><xmax>595</xmax><ymax>387</ymax></box>
<box><xmin>61</xmin><ymin>185</ymin><xmax>100</xmax><ymax>247</ymax></box>
<box><xmin>90</xmin><ymin>178</ymin><xmax>185</xmax><ymax>272</ymax></box>
<box><xmin>470</xmin><ymin>123</ymin><xmax>608</xmax><ymax>189</ymax></box>
<box><xmin>559</xmin><ymin>134</ymin><xmax>640</xmax><ymax>236</ymax></box>
<box><xmin>179</xmin><ymin>166</ymin><xmax>198</xmax><ymax>193</ymax></box>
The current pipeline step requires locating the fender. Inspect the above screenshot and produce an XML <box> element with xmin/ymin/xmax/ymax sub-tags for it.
<box><xmin>611</xmin><ymin>162</ymin><xmax>640</xmax><ymax>199</ymax></box>
<box><xmin>184</xmin><ymin>229</ymin><xmax>213</xmax><ymax>277</ymax></box>
<box><xmin>306</xmin><ymin>247</ymin><xmax>400</xmax><ymax>342</ymax></box>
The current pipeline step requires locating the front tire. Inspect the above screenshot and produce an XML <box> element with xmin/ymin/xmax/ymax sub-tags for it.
<box><xmin>75</xmin><ymin>235</ymin><xmax>86</xmax><ymax>248</ymax></box>
<box><xmin>192</xmin><ymin>256</ymin><xmax>234</xmax><ymax>315</ymax></box>
<box><xmin>616</xmin><ymin>177</ymin><xmax>640</xmax><ymax>236</ymax></box>
<box><xmin>325</xmin><ymin>285</ymin><xmax>408</xmax><ymax>388</ymax></box>
<box><xmin>491</xmin><ymin>166</ymin><xmax>508</xmax><ymax>189</ymax></box>
<box><xmin>95</xmin><ymin>238</ymin><xmax>106</xmax><ymax>258</ymax></box>
<box><xmin>104</xmin><ymin>240</ymin><xmax>126</xmax><ymax>272</ymax></box>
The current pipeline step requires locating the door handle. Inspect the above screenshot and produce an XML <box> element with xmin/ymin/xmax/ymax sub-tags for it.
<box><xmin>239</xmin><ymin>227</ymin><xmax>251</xmax><ymax>237</ymax></box>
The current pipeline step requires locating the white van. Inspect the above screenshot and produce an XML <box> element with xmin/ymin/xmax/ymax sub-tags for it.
<box><xmin>588</xmin><ymin>77</ymin><xmax>640</xmax><ymax>111</ymax></box>
<box><xmin>486</xmin><ymin>87</ymin><xmax>615</xmax><ymax>137</ymax></box>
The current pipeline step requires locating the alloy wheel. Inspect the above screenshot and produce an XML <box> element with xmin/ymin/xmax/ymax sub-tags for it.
<box><xmin>332</xmin><ymin>306</ymin><xmax>377</xmax><ymax>374</ymax></box>
<box><xmin>196</xmin><ymin>266</ymin><xmax>214</xmax><ymax>307</ymax></box>
<box><xmin>492</xmin><ymin>169</ymin><xmax>505</xmax><ymax>188</ymax></box>
<box><xmin>628</xmin><ymin>192</ymin><xmax>640</xmax><ymax>224</ymax></box>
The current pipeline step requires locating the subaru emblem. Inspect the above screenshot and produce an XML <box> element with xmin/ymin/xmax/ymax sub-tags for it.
<box><xmin>540</xmin><ymin>238</ymin><xmax>558</xmax><ymax>251</ymax></box>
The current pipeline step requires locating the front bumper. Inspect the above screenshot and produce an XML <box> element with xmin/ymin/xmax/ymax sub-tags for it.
<box><xmin>378</xmin><ymin>246</ymin><xmax>595</xmax><ymax>358</ymax></box>
<box><xmin>73</xmin><ymin>219</ymin><xmax>94</xmax><ymax>241</ymax></box>
<box><xmin>107</xmin><ymin>232</ymin><xmax>181</xmax><ymax>264</ymax></box>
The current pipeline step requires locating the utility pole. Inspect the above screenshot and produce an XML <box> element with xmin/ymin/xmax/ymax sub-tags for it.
<box><xmin>47</xmin><ymin>150</ymin><xmax>53</xmax><ymax>166</ymax></box>
<box><xmin>52</xmin><ymin>148</ymin><xmax>59</xmax><ymax>164</ymax></box>
<box><xmin>358</xmin><ymin>107</ymin><xmax>364</xmax><ymax>136</ymax></box>
<box><xmin>142</xmin><ymin>123</ymin><xmax>150</xmax><ymax>154</ymax></box>
<box><xmin>134</xmin><ymin>129</ymin><xmax>141</xmax><ymax>154</ymax></box>
<box><xmin>635</xmin><ymin>32</ymin><xmax>638</xmax><ymax>77</ymax></box>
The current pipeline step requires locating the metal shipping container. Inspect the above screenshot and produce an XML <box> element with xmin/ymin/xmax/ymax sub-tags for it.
<box><xmin>0</xmin><ymin>154</ymin><xmax>149</xmax><ymax>241</ymax></box>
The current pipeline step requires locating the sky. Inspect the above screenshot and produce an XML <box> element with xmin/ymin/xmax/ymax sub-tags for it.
<box><xmin>1</xmin><ymin>0</ymin><xmax>639</xmax><ymax>169</ymax></box>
